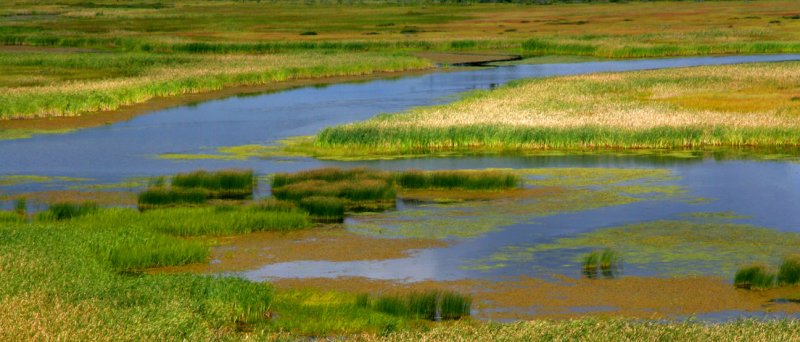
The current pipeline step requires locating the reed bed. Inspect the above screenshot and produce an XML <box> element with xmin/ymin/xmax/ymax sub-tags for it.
<box><xmin>314</xmin><ymin>62</ymin><xmax>800</xmax><ymax>154</ymax></box>
<box><xmin>394</xmin><ymin>170</ymin><xmax>520</xmax><ymax>190</ymax></box>
<box><xmin>37</xmin><ymin>201</ymin><xmax>98</xmax><ymax>221</ymax></box>
<box><xmin>734</xmin><ymin>265</ymin><xmax>776</xmax><ymax>289</ymax></box>
<box><xmin>360</xmin><ymin>290</ymin><xmax>471</xmax><ymax>321</ymax></box>
<box><xmin>137</xmin><ymin>187</ymin><xmax>208</xmax><ymax>210</ymax></box>
<box><xmin>778</xmin><ymin>256</ymin><xmax>800</xmax><ymax>285</ymax></box>
<box><xmin>171</xmin><ymin>169</ymin><xmax>254</xmax><ymax>199</ymax></box>
<box><xmin>582</xmin><ymin>249</ymin><xmax>621</xmax><ymax>279</ymax></box>
<box><xmin>297</xmin><ymin>196</ymin><xmax>346</xmax><ymax>222</ymax></box>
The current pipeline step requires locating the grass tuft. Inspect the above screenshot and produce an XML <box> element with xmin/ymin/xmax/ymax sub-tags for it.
<box><xmin>171</xmin><ymin>169</ymin><xmax>254</xmax><ymax>199</ymax></box>
<box><xmin>38</xmin><ymin>201</ymin><xmax>98</xmax><ymax>221</ymax></box>
<box><xmin>778</xmin><ymin>256</ymin><xmax>800</xmax><ymax>286</ymax></box>
<box><xmin>734</xmin><ymin>265</ymin><xmax>775</xmax><ymax>289</ymax></box>
<box><xmin>137</xmin><ymin>187</ymin><xmax>209</xmax><ymax>210</ymax></box>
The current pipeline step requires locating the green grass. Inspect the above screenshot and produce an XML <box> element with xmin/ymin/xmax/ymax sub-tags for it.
<box><xmin>581</xmin><ymin>249</ymin><xmax>621</xmax><ymax>279</ymax></box>
<box><xmin>137</xmin><ymin>206</ymin><xmax>312</xmax><ymax>237</ymax></box>
<box><xmin>137</xmin><ymin>187</ymin><xmax>209</xmax><ymax>210</ymax></box>
<box><xmin>778</xmin><ymin>256</ymin><xmax>800</xmax><ymax>285</ymax></box>
<box><xmin>316</xmin><ymin>124</ymin><xmax>800</xmax><ymax>153</ymax></box>
<box><xmin>365</xmin><ymin>290</ymin><xmax>471</xmax><ymax>321</ymax></box>
<box><xmin>734</xmin><ymin>265</ymin><xmax>775</xmax><ymax>289</ymax></box>
<box><xmin>298</xmin><ymin>196</ymin><xmax>346</xmax><ymax>222</ymax></box>
<box><xmin>171</xmin><ymin>169</ymin><xmax>254</xmax><ymax>199</ymax></box>
<box><xmin>38</xmin><ymin>201</ymin><xmax>98</xmax><ymax>221</ymax></box>
<box><xmin>310</xmin><ymin>62</ymin><xmax>800</xmax><ymax>156</ymax></box>
<box><xmin>394</xmin><ymin>170</ymin><xmax>520</xmax><ymax>190</ymax></box>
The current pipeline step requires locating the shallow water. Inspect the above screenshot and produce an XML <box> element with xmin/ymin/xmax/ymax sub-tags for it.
<box><xmin>1</xmin><ymin>54</ymin><xmax>799</xmax><ymax>188</ymax></box>
<box><xmin>4</xmin><ymin>55</ymin><xmax>800</xmax><ymax>319</ymax></box>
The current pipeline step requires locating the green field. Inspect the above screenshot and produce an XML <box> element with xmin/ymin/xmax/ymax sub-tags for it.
<box><xmin>2</xmin><ymin>0</ymin><xmax>800</xmax><ymax>120</ymax></box>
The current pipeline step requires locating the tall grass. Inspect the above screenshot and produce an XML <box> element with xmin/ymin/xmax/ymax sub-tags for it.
<box><xmin>272</xmin><ymin>179</ymin><xmax>397</xmax><ymax>202</ymax></box>
<box><xmin>734</xmin><ymin>265</ymin><xmax>775</xmax><ymax>289</ymax></box>
<box><xmin>778</xmin><ymin>256</ymin><xmax>800</xmax><ymax>286</ymax></box>
<box><xmin>137</xmin><ymin>187</ymin><xmax>209</xmax><ymax>210</ymax></box>
<box><xmin>298</xmin><ymin>196</ymin><xmax>346</xmax><ymax>222</ymax></box>
<box><xmin>363</xmin><ymin>290</ymin><xmax>471</xmax><ymax>321</ymax></box>
<box><xmin>272</xmin><ymin>167</ymin><xmax>390</xmax><ymax>188</ymax></box>
<box><xmin>395</xmin><ymin>170</ymin><xmax>520</xmax><ymax>190</ymax></box>
<box><xmin>313</xmin><ymin>62</ymin><xmax>800</xmax><ymax>155</ymax></box>
<box><xmin>37</xmin><ymin>201</ymin><xmax>98</xmax><ymax>221</ymax></box>
<box><xmin>172</xmin><ymin>169</ymin><xmax>254</xmax><ymax>199</ymax></box>
<box><xmin>317</xmin><ymin>124</ymin><xmax>800</xmax><ymax>152</ymax></box>
<box><xmin>582</xmin><ymin>249</ymin><xmax>620</xmax><ymax>279</ymax></box>
<box><xmin>137</xmin><ymin>206</ymin><xmax>311</xmax><ymax>237</ymax></box>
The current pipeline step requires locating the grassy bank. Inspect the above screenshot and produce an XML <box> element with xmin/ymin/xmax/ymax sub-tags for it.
<box><xmin>2</xmin><ymin>0</ymin><xmax>800</xmax><ymax>120</ymax></box>
<box><xmin>311</xmin><ymin>62</ymin><xmax>800</xmax><ymax>155</ymax></box>
<box><xmin>0</xmin><ymin>51</ymin><xmax>430</xmax><ymax>119</ymax></box>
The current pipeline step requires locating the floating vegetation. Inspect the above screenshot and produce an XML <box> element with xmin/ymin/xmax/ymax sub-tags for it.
<box><xmin>582</xmin><ymin>249</ymin><xmax>621</xmax><ymax>279</ymax></box>
<box><xmin>475</xmin><ymin>217</ymin><xmax>800</xmax><ymax>277</ymax></box>
<box><xmin>38</xmin><ymin>201</ymin><xmax>98</xmax><ymax>221</ymax></box>
<box><xmin>0</xmin><ymin>175</ymin><xmax>90</xmax><ymax>187</ymax></box>
<box><xmin>359</xmin><ymin>290</ymin><xmax>471</xmax><ymax>321</ymax></box>
<box><xmin>734</xmin><ymin>265</ymin><xmax>775</xmax><ymax>289</ymax></box>
<box><xmin>353</xmin><ymin>167</ymin><xmax>689</xmax><ymax>240</ymax></box>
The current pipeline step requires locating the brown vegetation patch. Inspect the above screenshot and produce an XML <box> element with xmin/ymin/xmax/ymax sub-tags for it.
<box><xmin>155</xmin><ymin>227</ymin><xmax>446</xmax><ymax>274</ymax></box>
<box><xmin>274</xmin><ymin>275</ymin><xmax>800</xmax><ymax>320</ymax></box>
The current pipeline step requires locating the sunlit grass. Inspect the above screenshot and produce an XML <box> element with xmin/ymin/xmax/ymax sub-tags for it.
<box><xmin>734</xmin><ymin>265</ymin><xmax>776</xmax><ymax>289</ymax></box>
<box><xmin>171</xmin><ymin>169</ymin><xmax>254</xmax><ymax>199</ymax></box>
<box><xmin>314</xmin><ymin>62</ymin><xmax>800</xmax><ymax>154</ymax></box>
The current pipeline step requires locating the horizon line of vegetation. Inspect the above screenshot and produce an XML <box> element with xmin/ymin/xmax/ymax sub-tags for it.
<box><xmin>4</xmin><ymin>35</ymin><xmax>800</xmax><ymax>57</ymax></box>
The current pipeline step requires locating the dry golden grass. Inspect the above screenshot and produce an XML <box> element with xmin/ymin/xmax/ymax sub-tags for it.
<box><xmin>371</xmin><ymin>62</ymin><xmax>800</xmax><ymax>130</ymax></box>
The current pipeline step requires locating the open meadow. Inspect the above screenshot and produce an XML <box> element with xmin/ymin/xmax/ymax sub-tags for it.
<box><xmin>3</xmin><ymin>0</ymin><xmax>800</xmax><ymax>341</ymax></box>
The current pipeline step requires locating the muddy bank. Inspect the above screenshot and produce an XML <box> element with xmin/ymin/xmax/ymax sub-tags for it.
<box><xmin>274</xmin><ymin>276</ymin><xmax>800</xmax><ymax>321</ymax></box>
<box><xmin>153</xmin><ymin>227</ymin><xmax>447</xmax><ymax>274</ymax></box>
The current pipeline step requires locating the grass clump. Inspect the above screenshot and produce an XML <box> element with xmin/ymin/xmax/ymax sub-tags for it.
<box><xmin>734</xmin><ymin>265</ymin><xmax>775</xmax><ymax>289</ymax></box>
<box><xmin>137</xmin><ymin>187</ymin><xmax>209</xmax><ymax>210</ymax></box>
<box><xmin>778</xmin><ymin>256</ymin><xmax>800</xmax><ymax>286</ymax></box>
<box><xmin>395</xmin><ymin>170</ymin><xmax>520</xmax><ymax>190</ymax></box>
<box><xmin>38</xmin><ymin>201</ymin><xmax>98</xmax><ymax>221</ymax></box>
<box><xmin>298</xmin><ymin>196</ymin><xmax>346</xmax><ymax>222</ymax></box>
<box><xmin>171</xmin><ymin>169</ymin><xmax>254</xmax><ymax>199</ymax></box>
<box><xmin>582</xmin><ymin>249</ymin><xmax>621</xmax><ymax>279</ymax></box>
<box><xmin>362</xmin><ymin>290</ymin><xmax>471</xmax><ymax>321</ymax></box>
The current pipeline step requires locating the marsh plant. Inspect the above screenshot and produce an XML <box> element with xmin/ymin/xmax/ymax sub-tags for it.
<box><xmin>297</xmin><ymin>196</ymin><xmax>346</xmax><ymax>222</ymax></box>
<box><xmin>172</xmin><ymin>169</ymin><xmax>255</xmax><ymax>199</ymax></box>
<box><xmin>137</xmin><ymin>187</ymin><xmax>209</xmax><ymax>210</ymax></box>
<box><xmin>734</xmin><ymin>265</ymin><xmax>776</xmax><ymax>289</ymax></box>
<box><xmin>359</xmin><ymin>290</ymin><xmax>471</xmax><ymax>321</ymax></box>
<box><xmin>13</xmin><ymin>197</ymin><xmax>26</xmax><ymax>218</ymax></box>
<box><xmin>38</xmin><ymin>201</ymin><xmax>99</xmax><ymax>221</ymax></box>
<box><xmin>779</xmin><ymin>256</ymin><xmax>800</xmax><ymax>286</ymax></box>
<box><xmin>582</xmin><ymin>249</ymin><xmax>621</xmax><ymax>279</ymax></box>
